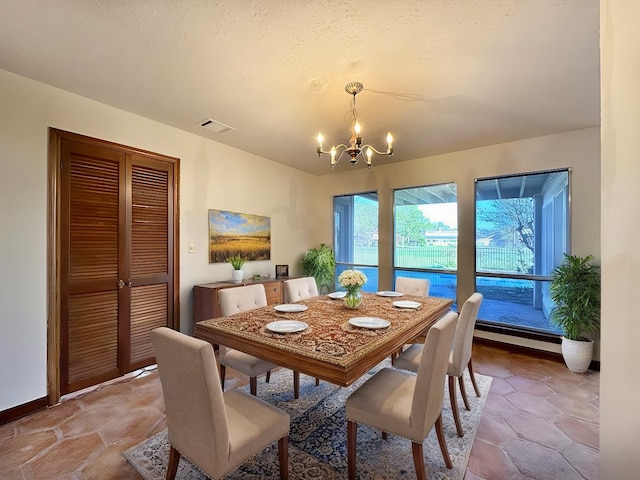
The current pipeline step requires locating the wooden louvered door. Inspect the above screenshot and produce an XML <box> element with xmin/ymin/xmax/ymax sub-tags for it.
<box><xmin>58</xmin><ymin>135</ymin><xmax>176</xmax><ymax>395</ymax></box>
<box><xmin>127</xmin><ymin>155</ymin><xmax>174</xmax><ymax>371</ymax></box>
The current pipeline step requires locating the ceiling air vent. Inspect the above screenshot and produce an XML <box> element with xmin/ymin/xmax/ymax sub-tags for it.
<box><xmin>197</xmin><ymin>118</ymin><xmax>235</xmax><ymax>134</ymax></box>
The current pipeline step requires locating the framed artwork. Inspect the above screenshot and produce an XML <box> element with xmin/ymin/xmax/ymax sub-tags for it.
<box><xmin>208</xmin><ymin>209</ymin><xmax>271</xmax><ymax>263</ymax></box>
<box><xmin>276</xmin><ymin>265</ymin><xmax>289</xmax><ymax>278</ymax></box>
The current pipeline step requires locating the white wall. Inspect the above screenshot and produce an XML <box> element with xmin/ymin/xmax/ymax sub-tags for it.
<box><xmin>316</xmin><ymin>127</ymin><xmax>601</xmax><ymax>355</ymax></box>
<box><xmin>600</xmin><ymin>1</ymin><xmax>640</xmax><ymax>478</ymax></box>
<box><xmin>0</xmin><ymin>68</ymin><xmax>323</xmax><ymax>411</ymax></box>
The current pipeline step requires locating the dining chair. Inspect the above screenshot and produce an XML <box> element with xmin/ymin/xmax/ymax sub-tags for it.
<box><xmin>151</xmin><ymin>327</ymin><xmax>290</xmax><ymax>480</ymax></box>
<box><xmin>345</xmin><ymin>311</ymin><xmax>458</xmax><ymax>480</ymax></box>
<box><xmin>218</xmin><ymin>284</ymin><xmax>301</xmax><ymax>399</ymax></box>
<box><xmin>395</xmin><ymin>277</ymin><xmax>430</xmax><ymax>297</ymax></box>
<box><xmin>283</xmin><ymin>276</ymin><xmax>319</xmax><ymax>303</ymax></box>
<box><xmin>394</xmin><ymin>292</ymin><xmax>484</xmax><ymax>437</ymax></box>
<box><xmin>390</xmin><ymin>277</ymin><xmax>431</xmax><ymax>363</ymax></box>
<box><xmin>282</xmin><ymin>277</ymin><xmax>321</xmax><ymax>387</ymax></box>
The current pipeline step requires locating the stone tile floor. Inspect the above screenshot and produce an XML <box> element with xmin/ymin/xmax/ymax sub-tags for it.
<box><xmin>0</xmin><ymin>341</ymin><xmax>599</xmax><ymax>479</ymax></box>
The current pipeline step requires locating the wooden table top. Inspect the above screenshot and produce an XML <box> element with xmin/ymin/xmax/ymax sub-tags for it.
<box><xmin>193</xmin><ymin>292</ymin><xmax>453</xmax><ymax>387</ymax></box>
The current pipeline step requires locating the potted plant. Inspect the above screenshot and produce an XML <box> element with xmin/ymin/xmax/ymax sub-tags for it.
<box><xmin>227</xmin><ymin>255</ymin><xmax>246</xmax><ymax>283</ymax></box>
<box><xmin>301</xmin><ymin>244</ymin><xmax>336</xmax><ymax>294</ymax></box>
<box><xmin>549</xmin><ymin>254</ymin><xmax>600</xmax><ymax>373</ymax></box>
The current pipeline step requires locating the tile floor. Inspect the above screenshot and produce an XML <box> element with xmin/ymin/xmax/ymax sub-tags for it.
<box><xmin>0</xmin><ymin>341</ymin><xmax>599</xmax><ymax>479</ymax></box>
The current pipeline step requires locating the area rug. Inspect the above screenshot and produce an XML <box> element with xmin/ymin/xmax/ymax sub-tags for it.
<box><xmin>124</xmin><ymin>361</ymin><xmax>491</xmax><ymax>479</ymax></box>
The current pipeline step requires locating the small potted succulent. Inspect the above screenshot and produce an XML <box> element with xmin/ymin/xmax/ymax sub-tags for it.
<box><xmin>227</xmin><ymin>255</ymin><xmax>246</xmax><ymax>283</ymax></box>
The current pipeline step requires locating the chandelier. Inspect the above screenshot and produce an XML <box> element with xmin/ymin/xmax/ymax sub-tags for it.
<box><xmin>316</xmin><ymin>82</ymin><xmax>393</xmax><ymax>168</ymax></box>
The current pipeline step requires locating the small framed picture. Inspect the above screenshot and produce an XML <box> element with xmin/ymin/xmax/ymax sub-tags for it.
<box><xmin>276</xmin><ymin>265</ymin><xmax>289</xmax><ymax>278</ymax></box>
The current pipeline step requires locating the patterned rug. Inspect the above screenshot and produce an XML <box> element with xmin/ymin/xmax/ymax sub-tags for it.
<box><xmin>124</xmin><ymin>361</ymin><xmax>491</xmax><ymax>479</ymax></box>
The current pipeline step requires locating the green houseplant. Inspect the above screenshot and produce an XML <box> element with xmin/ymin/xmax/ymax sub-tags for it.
<box><xmin>549</xmin><ymin>254</ymin><xmax>600</xmax><ymax>372</ymax></box>
<box><xmin>301</xmin><ymin>244</ymin><xmax>336</xmax><ymax>294</ymax></box>
<box><xmin>227</xmin><ymin>255</ymin><xmax>246</xmax><ymax>283</ymax></box>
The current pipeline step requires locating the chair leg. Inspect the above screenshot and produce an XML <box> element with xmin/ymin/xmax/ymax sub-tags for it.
<box><xmin>468</xmin><ymin>359</ymin><xmax>481</xmax><ymax>397</ymax></box>
<box><xmin>382</xmin><ymin>431</ymin><xmax>387</xmax><ymax>440</ymax></box>
<box><xmin>458</xmin><ymin>374</ymin><xmax>471</xmax><ymax>411</ymax></box>
<box><xmin>449</xmin><ymin>376</ymin><xmax>464</xmax><ymax>437</ymax></box>
<box><xmin>293</xmin><ymin>371</ymin><xmax>300</xmax><ymax>399</ymax></box>
<box><xmin>435</xmin><ymin>413</ymin><xmax>453</xmax><ymax>469</ymax></box>
<box><xmin>219</xmin><ymin>365</ymin><xmax>226</xmax><ymax>392</ymax></box>
<box><xmin>166</xmin><ymin>445</ymin><xmax>180</xmax><ymax>480</ymax></box>
<box><xmin>266</xmin><ymin>370</ymin><xmax>271</xmax><ymax>383</ymax></box>
<box><xmin>278</xmin><ymin>435</ymin><xmax>289</xmax><ymax>480</ymax></box>
<box><xmin>250</xmin><ymin>376</ymin><xmax>258</xmax><ymax>396</ymax></box>
<box><xmin>347</xmin><ymin>420</ymin><xmax>357</xmax><ymax>480</ymax></box>
<box><xmin>411</xmin><ymin>442</ymin><xmax>427</xmax><ymax>480</ymax></box>
<box><xmin>315</xmin><ymin>377</ymin><xmax>320</xmax><ymax>386</ymax></box>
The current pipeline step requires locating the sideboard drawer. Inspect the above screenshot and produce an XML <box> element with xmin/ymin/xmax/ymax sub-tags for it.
<box><xmin>264</xmin><ymin>281</ymin><xmax>282</xmax><ymax>305</ymax></box>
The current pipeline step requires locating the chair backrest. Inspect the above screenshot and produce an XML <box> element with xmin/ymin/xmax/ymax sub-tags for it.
<box><xmin>218</xmin><ymin>284</ymin><xmax>268</xmax><ymax>317</ymax></box>
<box><xmin>411</xmin><ymin>311</ymin><xmax>458</xmax><ymax>436</ymax></box>
<box><xmin>283</xmin><ymin>277</ymin><xmax>319</xmax><ymax>303</ymax></box>
<box><xmin>450</xmin><ymin>292</ymin><xmax>484</xmax><ymax>376</ymax></box>
<box><xmin>395</xmin><ymin>277</ymin><xmax>430</xmax><ymax>297</ymax></box>
<box><xmin>151</xmin><ymin>327</ymin><xmax>229</xmax><ymax>476</ymax></box>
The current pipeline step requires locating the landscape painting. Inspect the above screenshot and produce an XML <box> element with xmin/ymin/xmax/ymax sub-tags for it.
<box><xmin>208</xmin><ymin>209</ymin><xmax>271</xmax><ymax>263</ymax></box>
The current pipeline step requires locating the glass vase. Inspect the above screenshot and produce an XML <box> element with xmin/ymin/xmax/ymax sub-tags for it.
<box><xmin>344</xmin><ymin>288</ymin><xmax>363</xmax><ymax>309</ymax></box>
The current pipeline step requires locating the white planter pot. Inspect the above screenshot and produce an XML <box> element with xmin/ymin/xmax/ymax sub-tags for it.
<box><xmin>561</xmin><ymin>337</ymin><xmax>594</xmax><ymax>373</ymax></box>
<box><xmin>231</xmin><ymin>269</ymin><xmax>243</xmax><ymax>283</ymax></box>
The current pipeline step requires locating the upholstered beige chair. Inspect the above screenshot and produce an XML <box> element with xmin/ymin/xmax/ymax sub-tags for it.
<box><xmin>345</xmin><ymin>311</ymin><xmax>458</xmax><ymax>480</ymax></box>
<box><xmin>218</xmin><ymin>284</ymin><xmax>302</xmax><ymax>398</ymax></box>
<box><xmin>151</xmin><ymin>327</ymin><xmax>290</xmax><ymax>480</ymax></box>
<box><xmin>283</xmin><ymin>276</ymin><xmax>319</xmax><ymax>303</ymax></box>
<box><xmin>395</xmin><ymin>276</ymin><xmax>430</xmax><ymax>297</ymax></box>
<box><xmin>395</xmin><ymin>292</ymin><xmax>484</xmax><ymax>437</ymax></box>
<box><xmin>390</xmin><ymin>277</ymin><xmax>431</xmax><ymax>363</ymax></box>
<box><xmin>283</xmin><ymin>277</ymin><xmax>321</xmax><ymax>387</ymax></box>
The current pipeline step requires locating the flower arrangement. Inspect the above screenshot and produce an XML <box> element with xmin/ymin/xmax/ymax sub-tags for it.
<box><xmin>338</xmin><ymin>269</ymin><xmax>367</xmax><ymax>293</ymax></box>
<box><xmin>226</xmin><ymin>255</ymin><xmax>246</xmax><ymax>270</ymax></box>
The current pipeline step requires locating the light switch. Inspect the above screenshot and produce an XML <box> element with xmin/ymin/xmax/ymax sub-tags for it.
<box><xmin>188</xmin><ymin>242</ymin><xmax>195</xmax><ymax>254</ymax></box>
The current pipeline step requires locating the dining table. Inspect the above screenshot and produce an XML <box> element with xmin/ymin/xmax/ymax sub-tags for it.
<box><xmin>193</xmin><ymin>292</ymin><xmax>454</xmax><ymax>387</ymax></box>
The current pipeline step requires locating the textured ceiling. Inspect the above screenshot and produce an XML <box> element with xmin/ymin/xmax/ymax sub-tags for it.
<box><xmin>0</xmin><ymin>1</ymin><xmax>600</xmax><ymax>176</ymax></box>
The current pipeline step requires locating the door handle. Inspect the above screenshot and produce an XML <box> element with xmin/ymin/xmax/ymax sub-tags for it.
<box><xmin>118</xmin><ymin>279</ymin><xmax>133</xmax><ymax>288</ymax></box>
<box><xmin>117</xmin><ymin>279</ymin><xmax>125</xmax><ymax>288</ymax></box>
<box><xmin>125</xmin><ymin>279</ymin><xmax>132</xmax><ymax>287</ymax></box>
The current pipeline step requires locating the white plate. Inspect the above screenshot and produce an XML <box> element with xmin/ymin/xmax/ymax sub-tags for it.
<box><xmin>266</xmin><ymin>320</ymin><xmax>308</xmax><ymax>333</ymax></box>
<box><xmin>328</xmin><ymin>291</ymin><xmax>347</xmax><ymax>299</ymax></box>
<box><xmin>274</xmin><ymin>304</ymin><xmax>309</xmax><ymax>313</ymax></box>
<box><xmin>348</xmin><ymin>317</ymin><xmax>391</xmax><ymax>329</ymax></box>
<box><xmin>393</xmin><ymin>300</ymin><xmax>421</xmax><ymax>309</ymax></box>
<box><xmin>376</xmin><ymin>291</ymin><xmax>404</xmax><ymax>297</ymax></box>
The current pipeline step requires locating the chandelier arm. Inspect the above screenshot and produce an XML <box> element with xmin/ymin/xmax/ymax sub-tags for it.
<box><xmin>317</xmin><ymin>144</ymin><xmax>350</xmax><ymax>156</ymax></box>
<box><xmin>361</xmin><ymin>144</ymin><xmax>394</xmax><ymax>156</ymax></box>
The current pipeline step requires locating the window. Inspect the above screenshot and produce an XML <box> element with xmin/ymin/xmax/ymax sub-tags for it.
<box><xmin>334</xmin><ymin>192</ymin><xmax>378</xmax><ymax>292</ymax></box>
<box><xmin>393</xmin><ymin>183</ymin><xmax>457</xmax><ymax>303</ymax></box>
<box><xmin>475</xmin><ymin>170</ymin><xmax>569</xmax><ymax>334</ymax></box>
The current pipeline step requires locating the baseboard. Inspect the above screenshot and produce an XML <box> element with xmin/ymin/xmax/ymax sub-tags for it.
<box><xmin>474</xmin><ymin>337</ymin><xmax>601</xmax><ymax>371</ymax></box>
<box><xmin>0</xmin><ymin>396</ymin><xmax>49</xmax><ymax>426</ymax></box>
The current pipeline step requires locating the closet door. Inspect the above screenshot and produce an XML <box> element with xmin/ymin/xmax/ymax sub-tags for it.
<box><xmin>58</xmin><ymin>136</ymin><xmax>176</xmax><ymax>395</ymax></box>
<box><xmin>60</xmin><ymin>140</ymin><xmax>124</xmax><ymax>394</ymax></box>
<box><xmin>126</xmin><ymin>154</ymin><xmax>174</xmax><ymax>370</ymax></box>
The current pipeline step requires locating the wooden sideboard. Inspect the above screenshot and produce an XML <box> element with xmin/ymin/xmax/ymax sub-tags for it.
<box><xmin>193</xmin><ymin>278</ymin><xmax>287</xmax><ymax>322</ymax></box>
